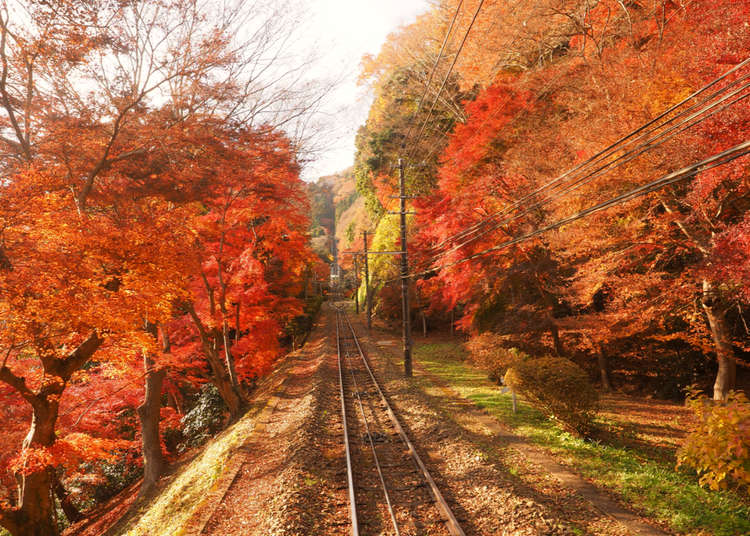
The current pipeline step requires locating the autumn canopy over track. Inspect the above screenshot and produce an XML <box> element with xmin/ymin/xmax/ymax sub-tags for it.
<box><xmin>334</xmin><ymin>304</ymin><xmax>466</xmax><ymax>536</ymax></box>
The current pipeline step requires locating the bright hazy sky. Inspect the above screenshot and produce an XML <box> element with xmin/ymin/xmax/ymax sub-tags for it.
<box><xmin>300</xmin><ymin>0</ymin><xmax>430</xmax><ymax>180</ymax></box>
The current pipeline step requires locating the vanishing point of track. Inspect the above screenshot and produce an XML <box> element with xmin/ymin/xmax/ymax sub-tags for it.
<box><xmin>335</xmin><ymin>304</ymin><xmax>466</xmax><ymax>536</ymax></box>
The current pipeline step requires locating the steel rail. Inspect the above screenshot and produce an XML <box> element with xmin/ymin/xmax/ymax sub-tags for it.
<box><xmin>342</xmin><ymin>313</ymin><xmax>467</xmax><ymax>536</ymax></box>
<box><xmin>339</xmin><ymin>311</ymin><xmax>402</xmax><ymax>535</ymax></box>
<box><xmin>336</xmin><ymin>308</ymin><xmax>359</xmax><ymax>536</ymax></box>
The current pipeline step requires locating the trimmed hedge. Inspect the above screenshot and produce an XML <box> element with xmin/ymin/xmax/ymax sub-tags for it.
<box><xmin>505</xmin><ymin>356</ymin><xmax>598</xmax><ymax>435</ymax></box>
<box><xmin>464</xmin><ymin>333</ymin><xmax>527</xmax><ymax>383</ymax></box>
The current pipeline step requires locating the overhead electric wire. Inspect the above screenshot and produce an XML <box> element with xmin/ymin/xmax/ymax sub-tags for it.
<box><xmin>404</xmin><ymin>0</ymin><xmax>529</xmax><ymax>163</ymax></box>
<box><xmin>412</xmin><ymin>62</ymin><xmax>566</xmax><ymax>176</ymax></box>
<box><xmin>427</xmin><ymin>76</ymin><xmax>750</xmax><ymax>263</ymax></box>
<box><xmin>425</xmin><ymin>57</ymin><xmax>750</xmax><ymax>253</ymax></box>
<box><xmin>386</xmin><ymin>140</ymin><xmax>750</xmax><ymax>284</ymax></box>
<box><xmin>400</xmin><ymin>0</ymin><xmax>465</xmax><ymax>150</ymax></box>
<box><xmin>375</xmin><ymin>14</ymin><xmax>750</xmax><ymax>319</ymax></box>
<box><xmin>404</xmin><ymin>0</ymin><xmax>486</xmax><ymax>163</ymax></box>
<box><xmin>423</xmin><ymin>57</ymin><xmax>750</xmax><ymax>254</ymax></box>
<box><xmin>374</xmin><ymin>9</ymin><xmax>467</xmax><ymax>219</ymax></box>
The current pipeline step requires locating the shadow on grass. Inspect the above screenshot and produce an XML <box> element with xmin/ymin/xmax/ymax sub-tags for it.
<box><xmin>365</xmin><ymin>340</ymin><xmax>599</xmax><ymax>534</ymax></box>
<box><xmin>411</xmin><ymin>342</ymin><xmax>750</xmax><ymax>536</ymax></box>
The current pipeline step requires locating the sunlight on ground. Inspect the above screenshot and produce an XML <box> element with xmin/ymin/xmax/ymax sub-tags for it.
<box><xmin>115</xmin><ymin>402</ymin><xmax>268</xmax><ymax>536</ymax></box>
<box><xmin>411</xmin><ymin>341</ymin><xmax>750</xmax><ymax>536</ymax></box>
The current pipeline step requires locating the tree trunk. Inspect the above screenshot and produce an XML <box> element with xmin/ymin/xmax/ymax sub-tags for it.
<box><xmin>137</xmin><ymin>355</ymin><xmax>167</xmax><ymax>498</ymax></box>
<box><xmin>550</xmin><ymin>320</ymin><xmax>563</xmax><ymax>357</ymax></box>
<box><xmin>0</xmin><ymin>333</ymin><xmax>102</xmax><ymax>536</ymax></box>
<box><xmin>234</xmin><ymin>304</ymin><xmax>241</xmax><ymax>343</ymax></box>
<box><xmin>8</xmin><ymin>401</ymin><xmax>61</xmax><ymax>536</ymax></box>
<box><xmin>702</xmin><ymin>279</ymin><xmax>736</xmax><ymax>401</ymax></box>
<box><xmin>597</xmin><ymin>345</ymin><xmax>613</xmax><ymax>392</ymax></box>
<box><xmin>187</xmin><ymin>305</ymin><xmax>245</xmax><ymax>418</ymax></box>
<box><xmin>210</xmin><ymin>353</ymin><xmax>243</xmax><ymax>419</ymax></box>
<box><xmin>421</xmin><ymin>311</ymin><xmax>427</xmax><ymax>337</ymax></box>
<box><xmin>53</xmin><ymin>472</ymin><xmax>81</xmax><ymax>524</ymax></box>
<box><xmin>222</xmin><ymin>319</ymin><xmax>242</xmax><ymax>397</ymax></box>
<box><xmin>0</xmin><ymin>509</ymin><xmax>21</xmax><ymax>536</ymax></box>
<box><xmin>535</xmin><ymin>276</ymin><xmax>564</xmax><ymax>356</ymax></box>
<box><xmin>9</xmin><ymin>470</ymin><xmax>57</xmax><ymax>536</ymax></box>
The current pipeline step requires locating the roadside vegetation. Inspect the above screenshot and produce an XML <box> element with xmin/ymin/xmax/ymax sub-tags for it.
<box><xmin>0</xmin><ymin>2</ymin><xmax>329</xmax><ymax>534</ymax></box>
<box><xmin>340</xmin><ymin>2</ymin><xmax>750</xmax><ymax>534</ymax></box>
<box><xmin>410</xmin><ymin>340</ymin><xmax>750</xmax><ymax>536</ymax></box>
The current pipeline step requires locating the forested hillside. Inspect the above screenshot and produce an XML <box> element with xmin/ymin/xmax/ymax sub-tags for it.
<box><xmin>352</xmin><ymin>0</ymin><xmax>749</xmax><ymax>402</ymax></box>
<box><xmin>0</xmin><ymin>2</ymin><xmax>748</xmax><ymax>535</ymax></box>
<box><xmin>0</xmin><ymin>2</ymin><xmax>327</xmax><ymax>535</ymax></box>
<box><xmin>308</xmin><ymin>169</ymin><xmax>372</xmax><ymax>272</ymax></box>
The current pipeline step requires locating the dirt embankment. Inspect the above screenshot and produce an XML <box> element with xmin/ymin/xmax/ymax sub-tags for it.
<box><xmin>82</xmin><ymin>306</ymin><xmax>675</xmax><ymax>536</ymax></box>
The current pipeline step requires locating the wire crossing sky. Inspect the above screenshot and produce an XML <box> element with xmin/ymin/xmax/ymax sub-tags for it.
<box><xmin>299</xmin><ymin>0</ymin><xmax>430</xmax><ymax>180</ymax></box>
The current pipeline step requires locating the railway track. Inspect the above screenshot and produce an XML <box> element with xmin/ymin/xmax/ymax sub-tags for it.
<box><xmin>335</xmin><ymin>305</ymin><xmax>466</xmax><ymax>536</ymax></box>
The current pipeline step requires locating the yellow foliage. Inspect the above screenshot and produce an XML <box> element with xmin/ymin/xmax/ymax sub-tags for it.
<box><xmin>505</xmin><ymin>356</ymin><xmax>599</xmax><ymax>435</ymax></box>
<box><xmin>678</xmin><ymin>389</ymin><xmax>750</xmax><ymax>491</ymax></box>
<box><xmin>464</xmin><ymin>333</ymin><xmax>526</xmax><ymax>382</ymax></box>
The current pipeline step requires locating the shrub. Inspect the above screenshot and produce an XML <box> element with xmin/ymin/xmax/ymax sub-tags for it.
<box><xmin>93</xmin><ymin>456</ymin><xmax>142</xmax><ymax>502</ymax></box>
<box><xmin>677</xmin><ymin>389</ymin><xmax>750</xmax><ymax>491</ymax></box>
<box><xmin>505</xmin><ymin>356</ymin><xmax>599</xmax><ymax>435</ymax></box>
<box><xmin>181</xmin><ymin>384</ymin><xmax>227</xmax><ymax>448</ymax></box>
<box><xmin>465</xmin><ymin>333</ymin><xmax>528</xmax><ymax>382</ymax></box>
<box><xmin>70</xmin><ymin>452</ymin><xmax>142</xmax><ymax>512</ymax></box>
<box><xmin>285</xmin><ymin>294</ymin><xmax>324</xmax><ymax>348</ymax></box>
<box><xmin>163</xmin><ymin>426</ymin><xmax>184</xmax><ymax>456</ymax></box>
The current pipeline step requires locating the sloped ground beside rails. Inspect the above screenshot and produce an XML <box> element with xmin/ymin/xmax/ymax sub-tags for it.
<box><xmin>80</xmin><ymin>319</ymin><xmax>328</xmax><ymax>536</ymax></box>
<box><xmin>200</xmin><ymin>311</ymin><xmax>340</xmax><ymax>536</ymax></box>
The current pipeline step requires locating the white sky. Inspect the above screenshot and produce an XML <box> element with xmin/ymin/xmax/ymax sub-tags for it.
<box><xmin>299</xmin><ymin>0</ymin><xmax>430</xmax><ymax>180</ymax></box>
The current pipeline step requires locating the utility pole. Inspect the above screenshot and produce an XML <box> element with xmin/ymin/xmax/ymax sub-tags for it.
<box><xmin>353</xmin><ymin>254</ymin><xmax>360</xmax><ymax>314</ymax></box>
<box><xmin>362</xmin><ymin>230</ymin><xmax>372</xmax><ymax>330</ymax></box>
<box><xmin>398</xmin><ymin>158</ymin><xmax>413</xmax><ymax>377</ymax></box>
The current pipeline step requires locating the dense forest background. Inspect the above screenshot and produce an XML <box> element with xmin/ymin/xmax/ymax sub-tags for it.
<box><xmin>0</xmin><ymin>1</ymin><xmax>748</xmax><ymax>535</ymax></box>
<box><xmin>342</xmin><ymin>0</ymin><xmax>750</xmax><ymax>401</ymax></box>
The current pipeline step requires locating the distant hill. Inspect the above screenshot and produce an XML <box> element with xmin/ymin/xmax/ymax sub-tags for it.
<box><xmin>307</xmin><ymin>167</ymin><xmax>371</xmax><ymax>266</ymax></box>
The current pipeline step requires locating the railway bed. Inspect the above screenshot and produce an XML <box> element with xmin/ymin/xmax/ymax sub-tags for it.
<box><xmin>335</xmin><ymin>305</ymin><xmax>466</xmax><ymax>536</ymax></box>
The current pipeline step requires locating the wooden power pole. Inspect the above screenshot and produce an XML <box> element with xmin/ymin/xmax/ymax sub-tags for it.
<box><xmin>398</xmin><ymin>158</ymin><xmax>413</xmax><ymax>377</ymax></box>
<box><xmin>362</xmin><ymin>231</ymin><xmax>372</xmax><ymax>330</ymax></box>
<box><xmin>353</xmin><ymin>254</ymin><xmax>360</xmax><ymax>314</ymax></box>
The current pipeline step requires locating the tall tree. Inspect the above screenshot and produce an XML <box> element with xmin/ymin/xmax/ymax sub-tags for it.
<box><xmin>405</xmin><ymin>0</ymin><xmax>749</xmax><ymax>398</ymax></box>
<box><xmin>0</xmin><ymin>1</ymin><xmax>325</xmax><ymax>532</ymax></box>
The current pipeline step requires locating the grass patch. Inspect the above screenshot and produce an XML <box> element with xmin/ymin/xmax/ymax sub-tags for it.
<box><xmin>112</xmin><ymin>399</ymin><xmax>269</xmax><ymax>536</ymax></box>
<box><xmin>412</xmin><ymin>341</ymin><xmax>750</xmax><ymax>536</ymax></box>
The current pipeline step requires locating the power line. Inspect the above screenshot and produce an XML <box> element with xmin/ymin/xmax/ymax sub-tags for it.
<box><xmin>400</xmin><ymin>0</ymin><xmax>465</xmax><ymax>151</ymax></box>
<box><xmin>404</xmin><ymin>0</ymin><xmax>486</xmax><ymax>163</ymax></box>
<box><xmin>423</xmin><ymin>57</ymin><xmax>750</xmax><ymax>255</ymax></box>
<box><xmin>388</xmin><ymin>140</ymin><xmax>750</xmax><ymax>284</ymax></box>
<box><xmin>426</xmin><ymin>77</ymin><xmax>750</xmax><ymax>264</ymax></box>
<box><xmin>384</xmin><ymin>0</ymin><xmax>476</xmax><ymax>377</ymax></box>
<box><xmin>425</xmin><ymin>58</ymin><xmax>750</xmax><ymax>254</ymax></box>
<box><xmin>404</xmin><ymin>0</ymin><xmax>530</xmax><ymax>164</ymax></box>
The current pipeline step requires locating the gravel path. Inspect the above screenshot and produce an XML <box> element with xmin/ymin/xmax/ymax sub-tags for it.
<box><xmin>200</xmin><ymin>321</ymin><xmax>331</xmax><ymax>536</ymax></box>
<box><xmin>195</xmin><ymin>306</ymin><xmax>672</xmax><ymax>535</ymax></box>
<box><xmin>354</xmin><ymin>316</ymin><xmax>672</xmax><ymax>536</ymax></box>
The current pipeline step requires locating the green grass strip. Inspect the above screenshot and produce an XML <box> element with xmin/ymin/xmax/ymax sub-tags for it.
<box><xmin>413</xmin><ymin>342</ymin><xmax>750</xmax><ymax>536</ymax></box>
